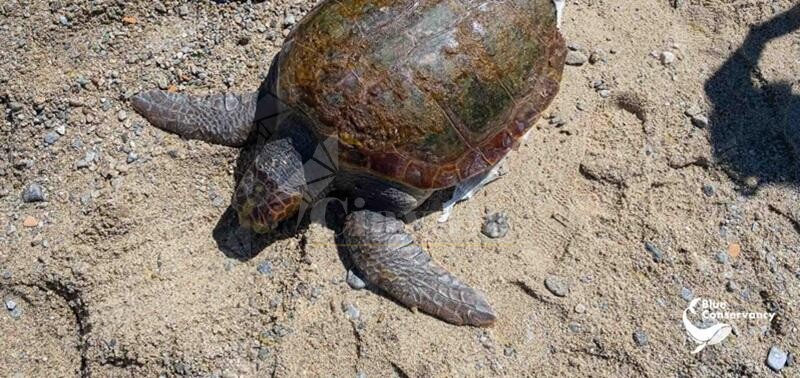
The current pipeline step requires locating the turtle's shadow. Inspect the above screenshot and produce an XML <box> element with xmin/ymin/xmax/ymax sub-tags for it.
<box><xmin>212</xmin><ymin>206</ymin><xmax>306</xmax><ymax>261</ymax></box>
<box><xmin>704</xmin><ymin>4</ymin><xmax>800</xmax><ymax>190</ymax></box>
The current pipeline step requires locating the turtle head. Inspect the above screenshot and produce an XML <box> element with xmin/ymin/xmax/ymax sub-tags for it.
<box><xmin>233</xmin><ymin>141</ymin><xmax>306</xmax><ymax>234</ymax></box>
<box><xmin>233</xmin><ymin>168</ymin><xmax>303</xmax><ymax>233</ymax></box>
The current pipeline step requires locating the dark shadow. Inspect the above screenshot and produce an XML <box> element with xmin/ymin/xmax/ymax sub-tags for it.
<box><xmin>212</xmin><ymin>207</ymin><xmax>303</xmax><ymax>261</ymax></box>
<box><xmin>705</xmin><ymin>4</ymin><xmax>800</xmax><ymax>191</ymax></box>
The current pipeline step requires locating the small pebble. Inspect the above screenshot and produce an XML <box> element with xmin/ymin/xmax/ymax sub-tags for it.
<box><xmin>22</xmin><ymin>216</ymin><xmax>39</xmax><ymax>228</ymax></box>
<box><xmin>766</xmin><ymin>346</ymin><xmax>788</xmax><ymax>372</ymax></box>
<box><xmin>346</xmin><ymin>269</ymin><xmax>366</xmax><ymax>290</ymax></box>
<box><xmin>567</xmin><ymin>42</ymin><xmax>583</xmax><ymax>51</ymax></box>
<box><xmin>633</xmin><ymin>330</ymin><xmax>649</xmax><ymax>346</ymax></box>
<box><xmin>644</xmin><ymin>241</ymin><xmax>664</xmax><ymax>263</ymax></box>
<box><xmin>684</xmin><ymin>105</ymin><xmax>703</xmax><ymax>117</ymax></box>
<box><xmin>43</xmin><ymin>131</ymin><xmax>60</xmax><ymax>145</ymax></box>
<box><xmin>256</xmin><ymin>261</ymin><xmax>273</xmax><ymax>276</ymax></box>
<box><xmin>117</xmin><ymin>110</ymin><xmax>128</xmax><ymax>121</ymax></box>
<box><xmin>725</xmin><ymin>281</ymin><xmax>738</xmax><ymax>293</ymax></box>
<box><xmin>9</xmin><ymin>102</ymin><xmax>24</xmax><ymax>112</ymax></box>
<box><xmin>691</xmin><ymin>115</ymin><xmax>709</xmax><ymax>128</ymax></box>
<box><xmin>715</xmin><ymin>251</ymin><xmax>728</xmax><ymax>264</ymax></box>
<box><xmin>660</xmin><ymin>51</ymin><xmax>676</xmax><ymax>65</ymax></box>
<box><xmin>574</xmin><ymin>303</ymin><xmax>587</xmax><ymax>314</ymax></box>
<box><xmin>744</xmin><ymin>176</ymin><xmax>759</xmax><ymax>189</ymax></box>
<box><xmin>127</xmin><ymin>152</ymin><xmax>139</xmax><ymax>164</ymax></box>
<box><xmin>566</xmin><ymin>51</ymin><xmax>588</xmax><ymax>66</ymax></box>
<box><xmin>22</xmin><ymin>183</ymin><xmax>45</xmax><ymax>202</ymax></box>
<box><xmin>5</xmin><ymin>299</ymin><xmax>16</xmax><ymax>311</ymax></box>
<box><xmin>680</xmin><ymin>287</ymin><xmax>694</xmax><ymax>302</ymax></box>
<box><xmin>341</xmin><ymin>302</ymin><xmax>360</xmax><ymax>320</ymax></box>
<box><xmin>702</xmin><ymin>184</ymin><xmax>715</xmax><ymax>197</ymax></box>
<box><xmin>544</xmin><ymin>276</ymin><xmax>569</xmax><ymax>297</ymax></box>
<box><xmin>211</xmin><ymin>195</ymin><xmax>226</xmax><ymax>208</ymax></box>
<box><xmin>481</xmin><ymin>212</ymin><xmax>509</xmax><ymax>239</ymax></box>
<box><xmin>589</xmin><ymin>50</ymin><xmax>606</xmax><ymax>64</ymax></box>
<box><xmin>728</xmin><ymin>243</ymin><xmax>741</xmax><ymax>258</ymax></box>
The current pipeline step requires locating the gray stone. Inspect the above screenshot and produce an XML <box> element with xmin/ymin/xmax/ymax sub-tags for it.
<box><xmin>566</xmin><ymin>51</ymin><xmax>588</xmax><ymax>66</ymax></box>
<box><xmin>346</xmin><ymin>269</ymin><xmax>366</xmax><ymax>290</ymax></box>
<box><xmin>660</xmin><ymin>51</ymin><xmax>676</xmax><ymax>65</ymax></box>
<box><xmin>342</xmin><ymin>302</ymin><xmax>360</xmax><ymax>320</ymax></box>
<box><xmin>680</xmin><ymin>287</ymin><xmax>694</xmax><ymax>302</ymax></box>
<box><xmin>766</xmin><ymin>346</ymin><xmax>788</xmax><ymax>372</ymax></box>
<box><xmin>257</xmin><ymin>261</ymin><xmax>272</xmax><ymax>277</ymax></box>
<box><xmin>22</xmin><ymin>183</ymin><xmax>45</xmax><ymax>202</ymax></box>
<box><xmin>117</xmin><ymin>110</ymin><xmax>128</xmax><ymax>121</ymax></box>
<box><xmin>684</xmin><ymin>104</ymin><xmax>703</xmax><ymax>117</ymax></box>
<box><xmin>633</xmin><ymin>330</ymin><xmax>648</xmax><ymax>346</ymax></box>
<box><xmin>567</xmin><ymin>42</ymin><xmax>583</xmax><ymax>51</ymax></box>
<box><xmin>702</xmin><ymin>184</ymin><xmax>715</xmax><ymax>197</ymax></box>
<box><xmin>482</xmin><ymin>212</ymin><xmax>509</xmax><ymax>239</ymax></box>
<box><xmin>715</xmin><ymin>251</ymin><xmax>728</xmax><ymax>264</ymax></box>
<box><xmin>127</xmin><ymin>152</ymin><xmax>139</xmax><ymax>164</ymax></box>
<box><xmin>644</xmin><ymin>241</ymin><xmax>664</xmax><ymax>263</ymax></box>
<box><xmin>43</xmin><ymin>131</ymin><xmax>60</xmax><ymax>145</ymax></box>
<box><xmin>671</xmin><ymin>0</ymin><xmax>686</xmax><ymax>9</ymax></box>
<box><xmin>5</xmin><ymin>299</ymin><xmax>16</xmax><ymax>311</ymax></box>
<box><xmin>589</xmin><ymin>50</ymin><xmax>606</xmax><ymax>64</ymax></box>
<box><xmin>544</xmin><ymin>276</ymin><xmax>569</xmax><ymax>297</ymax></box>
<box><xmin>9</xmin><ymin>102</ymin><xmax>24</xmax><ymax>112</ymax></box>
<box><xmin>691</xmin><ymin>115</ymin><xmax>709</xmax><ymax>128</ymax></box>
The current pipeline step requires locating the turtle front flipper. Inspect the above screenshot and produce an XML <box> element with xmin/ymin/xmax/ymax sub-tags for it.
<box><xmin>343</xmin><ymin>210</ymin><xmax>496</xmax><ymax>327</ymax></box>
<box><xmin>131</xmin><ymin>90</ymin><xmax>260</xmax><ymax>147</ymax></box>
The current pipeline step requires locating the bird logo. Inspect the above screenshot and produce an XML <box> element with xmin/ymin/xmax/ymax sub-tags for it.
<box><xmin>682</xmin><ymin>298</ymin><xmax>733</xmax><ymax>354</ymax></box>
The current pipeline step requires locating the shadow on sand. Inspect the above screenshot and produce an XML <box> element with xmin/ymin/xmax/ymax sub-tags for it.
<box><xmin>705</xmin><ymin>4</ymin><xmax>800</xmax><ymax>191</ymax></box>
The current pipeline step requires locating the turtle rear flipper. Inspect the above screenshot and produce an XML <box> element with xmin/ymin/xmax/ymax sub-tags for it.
<box><xmin>131</xmin><ymin>90</ymin><xmax>260</xmax><ymax>147</ymax></box>
<box><xmin>344</xmin><ymin>210</ymin><xmax>496</xmax><ymax>327</ymax></box>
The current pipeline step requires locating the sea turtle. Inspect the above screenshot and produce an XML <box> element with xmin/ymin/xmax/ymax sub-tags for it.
<box><xmin>131</xmin><ymin>0</ymin><xmax>566</xmax><ymax>326</ymax></box>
